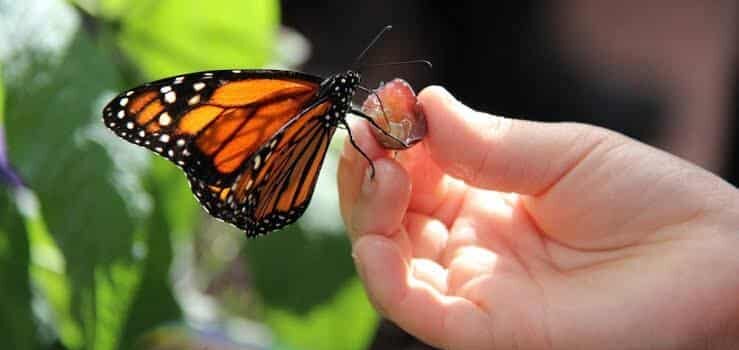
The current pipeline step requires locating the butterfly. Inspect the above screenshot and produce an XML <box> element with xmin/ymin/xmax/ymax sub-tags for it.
<box><xmin>101</xmin><ymin>67</ymin><xmax>403</xmax><ymax>237</ymax></box>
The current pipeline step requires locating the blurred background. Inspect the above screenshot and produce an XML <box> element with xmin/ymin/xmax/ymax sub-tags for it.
<box><xmin>0</xmin><ymin>1</ymin><xmax>736</xmax><ymax>349</ymax></box>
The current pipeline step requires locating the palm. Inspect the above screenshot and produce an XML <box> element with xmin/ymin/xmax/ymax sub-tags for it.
<box><xmin>369</xmin><ymin>140</ymin><xmax>584</xmax><ymax>349</ymax></box>
<box><xmin>341</xmin><ymin>127</ymin><xmax>559</xmax><ymax>348</ymax></box>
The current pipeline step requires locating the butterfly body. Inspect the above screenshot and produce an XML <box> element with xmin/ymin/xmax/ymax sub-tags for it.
<box><xmin>103</xmin><ymin>69</ymin><xmax>361</xmax><ymax>236</ymax></box>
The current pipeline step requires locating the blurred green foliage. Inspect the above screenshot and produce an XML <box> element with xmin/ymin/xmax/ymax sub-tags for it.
<box><xmin>267</xmin><ymin>279</ymin><xmax>377</xmax><ymax>350</ymax></box>
<box><xmin>117</xmin><ymin>0</ymin><xmax>279</xmax><ymax>78</ymax></box>
<box><xmin>0</xmin><ymin>190</ymin><xmax>39</xmax><ymax>349</ymax></box>
<box><xmin>0</xmin><ymin>1</ymin><xmax>377</xmax><ymax>349</ymax></box>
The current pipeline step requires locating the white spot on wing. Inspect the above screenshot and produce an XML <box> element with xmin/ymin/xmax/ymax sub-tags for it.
<box><xmin>164</xmin><ymin>91</ymin><xmax>176</xmax><ymax>103</ymax></box>
<box><xmin>158</xmin><ymin>112</ymin><xmax>172</xmax><ymax>126</ymax></box>
<box><xmin>193</xmin><ymin>82</ymin><xmax>206</xmax><ymax>91</ymax></box>
<box><xmin>188</xmin><ymin>94</ymin><xmax>201</xmax><ymax>105</ymax></box>
<box><xmin>253</xmin><ymin>154</ymin><xmax>261</xmax><ymax>170</ymax></box>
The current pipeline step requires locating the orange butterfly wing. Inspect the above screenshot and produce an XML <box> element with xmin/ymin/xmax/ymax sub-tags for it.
<box><xmin>188</xmin><ymin>100</ymin><xmax>336</xmax><ymax>235</ymax></box>
<box><xmin>103</xmin><ymin>70</ymin><xmax>359</xmax><ymax>236</ymax></box>
<box><xmin>103</xmin><ymin>70</ymin><xmax>324</xmax><ymax>186</ymax></box>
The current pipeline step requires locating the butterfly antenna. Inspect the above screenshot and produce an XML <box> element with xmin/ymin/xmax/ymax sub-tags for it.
<box><xmin>353</xmin><ymin>25</ymin><xmax>393</xmax><ymax>69</ymax></box>
<box><xmin>359</xmin><ymin>59</ymin><xmax>433</xmax><ymax>70</ymax></box>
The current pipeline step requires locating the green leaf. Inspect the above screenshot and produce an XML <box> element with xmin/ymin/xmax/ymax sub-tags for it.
<box><xmin>98</xmin><ymin>0</ymin><xmax>129</xmax><ymax>19</ymax></box>
<box><xmin>244</xmin><ymin>225</ymin><xmax>358</xmax><ymax>313</ymax></box>
<box><xmin>0</xmin><ymin>65</ymin><xmax>4</xmax><ymax>124</ymax></box>
<box><xmin>267</xmin><ymin>278</ymin><xmax>379</xmax><ymax>350</ymax></box>
<box><xmin>149</xmin><ymin>157</ymin><xmax>200</xmax><ymax>238</ymax></box>
<box><xmin>4</xmin><ymin>28</ymin><xmax>144</xmax><ymax>349</ymax></box>
<box><xmin>117</xmin><ymin>161</ymin><xmax>183</xmax><ymax>350</ymax></box>
<box><xmin>27</xmin><ymin>209</ymin><xmax>84</xmax><ymax>349</ymax></box>
<box><xmin>0</xmin><ymin>189</ymin><xmax>41</xmax><ymax>350</ymax></box>
<box><xmin>117</xmin><ymin>0</ymin><xmax>280</xmax><ymax>78</ymax></box>
<box><xmin>93</xmin><ymin>260</ymin><xmax>142</xmax><ymax>350</ymax></box>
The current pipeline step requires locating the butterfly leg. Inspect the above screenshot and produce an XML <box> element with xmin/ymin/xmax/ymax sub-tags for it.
<box><xmin>350</xmin><ymin>109</ymin><xmax>410</xmax><ymax>148</ymax></box>
<box><xmin>342</xmin><ymin>119</ymin><xmax>376</xmax><ymax>179</ymax></box>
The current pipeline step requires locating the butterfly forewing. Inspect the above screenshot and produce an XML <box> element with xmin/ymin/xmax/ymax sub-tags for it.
<box><xmin>102</xmin><ymin>70</ymin><xmax>323</xmax><ymax>186</ymax></box>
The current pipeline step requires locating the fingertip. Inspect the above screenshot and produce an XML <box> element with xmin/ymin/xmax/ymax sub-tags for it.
<box><xmin>352</xmin><ymin>235</ymin><xmax>452</xmax><ymax>349</ymax></box>
<box><xmin>338</xmin><ymin>119</ymin><xmax>394</xmax><ymax>238</ymax></box>
<box><xmin>354</xmin><ymin>229</ymin><xmax>490</xmax><ymax>350</ymax></box>
<box><xmin>349</xmin><ymin>157</ymin><xmax>411</xmax><ymax>239</ymax></box>
<box><xmin>418</xmin><ymin>85</ymin><xmax>477</xmax><ymax>124</ymax></box>
<box><xmin>418</xmin><ymin>85</ymin><xmax>456</xmax><ymax>107</ymax></box>
<box><xmin>352</xmin><ymin>234</ymin><xmax>409</xmax><ymax>315</ymax></box>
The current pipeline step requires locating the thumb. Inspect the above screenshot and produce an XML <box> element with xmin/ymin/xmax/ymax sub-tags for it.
<box><xmin>418</xmin><ymin>86</ymin><xmax>611</xmax><ymax>196</ymax></box>
<box><xmin>418</xmin><ymin>86</ymin><xmax>738</xmax><ymax>250</ymax></box>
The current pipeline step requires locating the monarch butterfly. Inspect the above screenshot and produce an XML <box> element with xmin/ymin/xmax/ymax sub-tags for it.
<box><xmin>101</xmin><ymin>28</ymin><xmax>413</xmax><ymax>237</ymax></box>
<box><xmin>102</xmin><ymin>68</ymin><xmax>395</xmax><ymax>236</ymax></box>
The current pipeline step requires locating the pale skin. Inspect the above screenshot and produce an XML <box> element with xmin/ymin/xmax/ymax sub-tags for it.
<box><xmin>337</xmin><ymin>86</ymin><xmax>739</xmax><ymax>349</ymax></box>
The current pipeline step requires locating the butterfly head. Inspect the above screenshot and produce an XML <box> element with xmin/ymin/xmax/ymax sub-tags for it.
<box><xmin>320</xmin><ymin>70</ymin><xmax>360</xmax><ymax>103</ymax></box>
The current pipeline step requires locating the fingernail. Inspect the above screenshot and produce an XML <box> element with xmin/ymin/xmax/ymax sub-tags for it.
<box><xmin>350</xmin><ymin>166</ymin><xmax>375</xmax><ymax>236</ymax></box>
<box><xmin>361</xmin><ymin>165</ymin><xmax>375</xmax><ymax>195</ymax></box>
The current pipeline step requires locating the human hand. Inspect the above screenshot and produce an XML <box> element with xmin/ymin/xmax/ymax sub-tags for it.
<box><xmin>337</xmin><ymin>86</ymin><xmax>739</xmax><ymax>349</ymax></box>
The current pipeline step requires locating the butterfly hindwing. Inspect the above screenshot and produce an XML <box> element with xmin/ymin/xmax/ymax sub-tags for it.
<box><xmin>186</xmin><ymin>101</ymin><xmax>336</xmax><ymax>236</ymax></box>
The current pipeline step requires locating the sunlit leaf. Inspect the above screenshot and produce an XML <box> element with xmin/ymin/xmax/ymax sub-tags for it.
<box><xmin>93</xmin><ymin>261</ymin><xmax>142</xmax><ymax>350</ymax></box>
<box><xmin>149</xmin><ymin>157</ymin><xmax>199</xmax><ymax>239</ymax></box>
<box><xmin>244</xmin><ymin>225</ymin><xmax>357</xmax><ymax>313</ymax></box>
<box><xmin>26</xmin><ymin>203</ymin><xmax>84</xmax><ymax>349</ymax></box>
<box><xmin>4</xmin><ymin>24</ymin><xmax>144</xmax><ymax>349</ymax></box>
<box><xmin>117</xmin><ymin>165</ymin><xmax>182</xmax><ymax>350</ymax></box>
<box><xmin>97</xmin><ymin>0</ymin><xmax>129</xmax><ymax>19</ymax></box>
<box><xmin>117</xmin><ymin>0</ymin><xmax>280</xmax><ymax>78</ymax></box>
<box><xmin>266</xmin><ymin>278</ymin><xmax>378</xmax><ymax>350</ymax></box>
<box><xmin>0</xmin><ymin>65</ymin><xmax>4</xmax><ymax>123</ymax></box>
